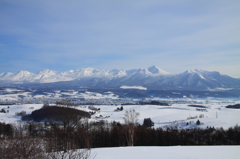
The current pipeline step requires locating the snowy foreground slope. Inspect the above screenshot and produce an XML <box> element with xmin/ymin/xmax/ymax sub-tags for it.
<box><xmin>92</xmin><ymin>146</ymin><xmax>240</xmax><ymax>159</ymax></box>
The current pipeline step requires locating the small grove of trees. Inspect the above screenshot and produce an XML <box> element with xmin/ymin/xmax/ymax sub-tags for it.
<box><xmin>143</xmin><ymin>118</ymin><xmax>154</xmax><ymax>127</ymax></box>
<box><xmin>0</xmin><ymin>122</ymin><xmax>13</xmax><ymax>137</ymax></box>
<box><xmin>114</xmin><ymin>106</ymin><xmax>123</xmax><ymax>111</ymax></box>
<box><xmin>15</xmin><ymin>110</ymin><xmax>26</xmax><ymax>116</ymax></box>
<box><xmin>0</xmin><ymin>108</ymin><xmax>6</xmax><ymax>113</ymax></box>
<box><xmin>140</xmin><ymin>101</ymin><xmax>169</xmax><ymax>106</ymax></box>
<box><xmin>88</xmin><ymin>105</ymin><xmax>100</xmax><ymax>111</ymax></box>
<box><xmin>226</xmin><ymin>104</ymin><xmax>240</xmax><ymax>109</ymax></box>
<box><xmin>196</xmin><ymin>120</ymin><xmax>201</xmax><ymax>125</ymax></box>
<box><xmin>22</xmin><ymin>106</ymin><xmax>90</xmax><ymax>122</ymax></box>
<box><xmin>56</xmin><ymin>99</ymin><xmax>77</xmax><ymax>107</ymax></box>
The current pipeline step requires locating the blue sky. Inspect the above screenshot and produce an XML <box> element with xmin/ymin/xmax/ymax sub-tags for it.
<box><xmin>0</xmin><ymin>0</ymin><xmax>240</xmax><ymax>77</ymax></box>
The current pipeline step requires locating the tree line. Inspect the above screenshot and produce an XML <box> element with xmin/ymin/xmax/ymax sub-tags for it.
<box><xmin>0</xmin><ymin>122</ymin><xmax>240</xmax><ymax>158</ymax></box>
<box><xmin>1</xmin><ymin>121</ymin><xmax>240</xmax><ymax>148</ymax></box>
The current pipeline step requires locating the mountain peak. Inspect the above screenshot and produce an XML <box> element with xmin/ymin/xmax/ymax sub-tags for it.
<box><xmin>185</xmin><ymin>69</ymin><xmax>221</xmax><ymax>76</ymax></box>
<box><xmin>11</xmin><ymin>70</ymin><xmax>34</xmax><ymax>80</ymax></box>
<box><xmin>16</xmin><ymin>70</ymin><xmax>33</xmax><ymax>76</ymax></box>
<box><xmin>39</xmin><ymin>69</ymin><xmax>56</xmax><ymax>73</ymax></box>
<box><xmin>147</xmin><ymin>66</ymin><xmax>170</xmax><ymax>75</ymax></box>
<box><xmin>37</xmin><ymin>69</ymin><xmax>57</xmax><ymax>78</ymax></box>
<box><xmin>18</xmin><ymin>70</ymin><xmax>31</xmax><ymax>73</ymax></box>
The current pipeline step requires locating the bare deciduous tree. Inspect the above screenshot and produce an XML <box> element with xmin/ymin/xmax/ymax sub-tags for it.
<box><xmin>46</xmin><ymin>148</ymin><xmax>96</xmax><ymax>159</ymax></box>
<box><xmin>0</xmin><ymin>137</ymin><xmax>95</xmax><ymax>159</ymax></box>
<box><xmin>124</xmin><ymin>109</ymin><xmax>139</xmax><ymax>146</ymax></box>
<box><xmin>0</xmin><ymin>137</ymin><xmax>46</xmax><ymax>159</ymax></box>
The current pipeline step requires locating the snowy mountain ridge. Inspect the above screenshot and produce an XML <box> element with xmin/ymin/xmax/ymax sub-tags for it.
<box><xmin>0</xmin><ymin>66</ymin><xmax>239</xmax><ymax>90</ymax></box>
<box><xmin>0</xmin><ymin>66</ymin><xmax>170</xmax><ymax>83</ymax></box>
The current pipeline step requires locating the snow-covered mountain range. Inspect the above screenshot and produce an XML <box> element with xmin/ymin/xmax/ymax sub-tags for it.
<box><xmin>0</xmin><ymin>66</ymin><xmax>170</xmax><ymax>83</ymax></box>
<box><xmin>0</xmin><ymin>66</ymin><xmax>239</xmax><ymax>90</ymax></box>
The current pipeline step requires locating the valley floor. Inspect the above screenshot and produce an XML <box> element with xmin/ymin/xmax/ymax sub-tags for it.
<box><xmin>1</xmin><ymin>101</ymin><xmax>240</xmax><ymax>129</ymax></box>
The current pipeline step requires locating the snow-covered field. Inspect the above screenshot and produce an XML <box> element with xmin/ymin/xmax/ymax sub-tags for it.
<box><xmin>0</xmin><ymin>104</ymin><xmax>43</xmax><ymax>123</ymax></box>
<box><xmin>93</xmin><ymin>103</ymin><xmax>240</xmax><ymax>129</ymax></box>
<box><xmin>92</xmin><ymin>146</ymin><xmax>240</xmax><ymax>159</ymax></box>
<box><xmin>1</xmin><ymin>101</ymin><xmax>240</xmax><ymax>159</ymax></box>
<box><xmin>1</xmin><ymin>101</ymin><xmax>240</xmax><ymax>129</ymax></box>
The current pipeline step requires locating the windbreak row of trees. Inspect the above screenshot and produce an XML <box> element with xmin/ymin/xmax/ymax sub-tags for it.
<box><xmin>0</xmin><ymin>122</ymin><xmax>240</xmax><ymax>158</ymax></box>
<box><xmin>85</xmin><ymin>123</ymin><xmax>240</xmax><ymax>147</ymax></box>
<box><xmin>1</xmin><ymin>121</ymin><xmax>240</xmax><ymax>147</ymax></box>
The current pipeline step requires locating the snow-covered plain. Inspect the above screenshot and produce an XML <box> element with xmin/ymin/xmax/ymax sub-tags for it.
<box><xmin>90</xmin><ymin>103</ymin><xmax>240</xmax><ymax>129</ymax></box>
<box><xmin>0</xmin><ymin>104</ymin><xmax>43</xmax><ymax>123</ymax></box>
<box><xmin>92</xmin><ymin>146</ymin><xmax>240</xmax><ymax>159</ymax></box>
<box><xmin>1</xmin><ymin>101</ymin><xmax>240</xmax><ymax>129</ymax></box>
